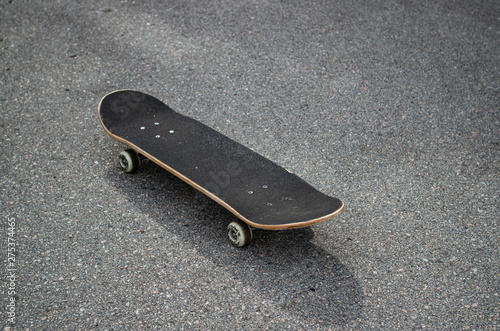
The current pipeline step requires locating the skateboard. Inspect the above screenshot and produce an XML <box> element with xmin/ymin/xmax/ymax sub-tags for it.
<box><xmin>98</xmin><ymin>90</ymin><xmax>344</xmax><ymax>247</ymax></box>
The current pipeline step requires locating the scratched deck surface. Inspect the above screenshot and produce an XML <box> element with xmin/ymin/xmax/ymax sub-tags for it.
<box><xmin>98</xmin><ymin>90</ymin><xmax>343</xmax><ymax>229</ymax></box>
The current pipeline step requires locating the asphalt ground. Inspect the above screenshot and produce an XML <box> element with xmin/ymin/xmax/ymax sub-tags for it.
<box><xmin>1</xmin><ymin>0</ymin><xmax>498</xmax><ymax>329</ymax></box>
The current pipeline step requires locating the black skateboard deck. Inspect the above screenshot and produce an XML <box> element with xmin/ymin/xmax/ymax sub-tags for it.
<box><xmin>98</xmin><ymin>90</ymin><xmax>344</xmax><ymax>246</ymax></box>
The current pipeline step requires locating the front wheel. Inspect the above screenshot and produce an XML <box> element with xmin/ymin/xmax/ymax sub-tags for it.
<box><xmin>227</xmin><ymin>220</ymin><xmax>252</xmax><ymax>247</ymax></box>
<box><xmin>119</xmin><ymin>149</ymin><xmax>140</xmax><ymax>173</ymax></box>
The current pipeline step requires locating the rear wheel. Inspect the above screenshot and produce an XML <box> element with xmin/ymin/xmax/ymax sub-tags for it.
<box><xmin>119</xmin><ymin>149</ymin><xmax>140</xmax><ymax>173</ymax></box>
<box><xmin>227</xmin><ymin>220</ymin><xmax>252</xmax><ymax>247</ymax></box>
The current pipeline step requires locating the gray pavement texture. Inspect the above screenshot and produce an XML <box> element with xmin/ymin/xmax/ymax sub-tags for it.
<box><xmin>1</xmin><ymin>0</ymin><xmax>498</xmax><ymax>329</ymax></box>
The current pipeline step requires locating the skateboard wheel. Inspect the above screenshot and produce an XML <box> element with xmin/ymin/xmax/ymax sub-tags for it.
<box><xmin>119</xmin><ymin>149</ymin><xmax>140</xmax><ymax>173</ymax></box>
<box><xmin>227</xmin><ymin>220</ymin><xmax>252</xmax><ymax>247</ymax></box>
